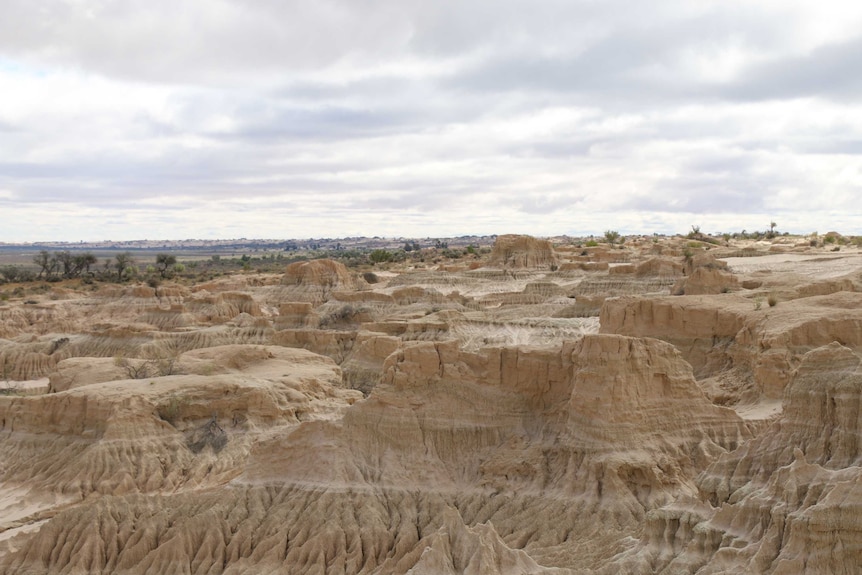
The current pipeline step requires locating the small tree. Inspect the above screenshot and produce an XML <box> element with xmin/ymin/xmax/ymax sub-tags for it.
<box><xmin>155</xmin><ymin>253</ymin><xmax>178</xmax><ymax>278</ymax></box>
<box><xmin>0</xmin><ymin>266</ymin><xmax>21</xmax><ymax>283</ymax></box>
<box><xmin>767</xmin><ymin>221</ymin><xmax>778</xmax><ymax>239</ymax></box>
<box><xmin>55</xmin><ymin>251</ymin><xmax>75</xmax><ymax>278</ymax></box>
<box><xmin>114</xmin><ymin>252</ymin><xmax>135</xmax><ymax>281</ymax></box>
<box><xmin>33</xmin><ymin>250</ymin><xmax>59</xmax><ymax>279</ymax></box>
<box><xmin>72</xmin><ymin>252</ymin><xmax>97</xmax><ymax>277</ymax></box>
<box><xmin>604</xmin><ymin>230</ymin><xmax>621</xmax><ymax>245</ymax></box>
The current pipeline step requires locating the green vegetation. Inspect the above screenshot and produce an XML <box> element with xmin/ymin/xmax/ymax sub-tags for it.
<box><xmin>603</xmin><ymin>230</ymin><xmax>621</xmax><ymax>245</ymax></box>
<box><xmin>155</xmin><ymin>253</ymin><xmax>177</xmax><ymax>278</ymax></box>
<box><xmin>369</xmin><ymin>249</ymin><xmax>394</xmax><ymax>264</ymax></box>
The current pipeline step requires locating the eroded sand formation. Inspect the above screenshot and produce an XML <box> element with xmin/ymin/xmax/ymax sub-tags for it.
<box><xmin>2</xmin><ymin>235</ymin><xmax>862</xmax><ymax>573</ymax></box>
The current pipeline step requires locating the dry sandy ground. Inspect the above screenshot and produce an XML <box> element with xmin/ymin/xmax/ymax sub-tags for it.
<box><xmin>722</xmin><ymin>249</ymin><xmax>862</xmax><ymax>278</ymax></box>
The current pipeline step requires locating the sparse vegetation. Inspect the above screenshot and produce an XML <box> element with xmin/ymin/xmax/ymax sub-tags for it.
<box><xmin>369</xmin><ymin>249</ymin><xmax>393</xmax><ymax>264</ymax></box>
<box><xmin>114</xmin><ymin>252</ymin><xmax>136</xmax><ymax>281</ymax></box>
<box><xmin>157</xmin><ymin>395</ymin><xmax>188</xmax><ymax>425</ymax></box>
<box><xmin>155</xmin><ymin>253</ymin><xmax>178</xmax><ymax>278</ymax></box>
<box><xmin>187</xmin><ymin>415</ymin><xmax>228</xmax><ymax>453</ymax></box>
<box><xmin>114</xmin><ymin>353</ymin><xmax>180</xmax><ymax>379</ymax></box>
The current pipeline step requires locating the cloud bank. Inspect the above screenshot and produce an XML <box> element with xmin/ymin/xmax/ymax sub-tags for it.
<box><xmin>2</xmin><ymin>0</ymin><xmax>861</xmax><ymax>240</ymax></box>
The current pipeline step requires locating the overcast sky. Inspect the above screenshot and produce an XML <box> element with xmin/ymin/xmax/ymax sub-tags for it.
<box><xmin>2</xmin><ymin>0</ymin><xmax>862</xmax><ymax>241</ymax></box>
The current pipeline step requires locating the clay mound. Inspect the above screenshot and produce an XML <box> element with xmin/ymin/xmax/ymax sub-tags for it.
<box><xmin>613</xmin><ymin>343</ymin><xmax>862</xmax><ymax>574</ymax></box>
<box><xmin>0</xmin><ymin>336</ymin><xmax>74</xmax><ymax>381</ymax></box>
<box><xmin>397</xmin><ymin>508</ymin><xmax>566</xmax><ymax>574</ymax></box>
<box><xmin>61</xmin><ymin>324</ymin><xmax>278</xmax><ymax>366</ymax></box>
<box><xmin>184</xmin><ymin>292</ymin><xmax>263</xmax><ymax>324</ymax></box>
<box><xmin>100</xmin><ymin>285</ymin><xmax>158</xmax><ymax>299</ymax></box>
<box><xmin>391</xmin><ymin>286</ymin><xmax>446</xmax><ymax>305</ymax></box>
<box><xmin>272</xmin><ymin>328</ymin><xmax>359</xmax><ymax>365</ymax></box>
<box><xmin>137</xmin><ymin>305</ymin><xmax>197</xmax><ymax>330</ymax></box>
<box><xmin>339</xmin><ymin>332</ymin><xmax>401</xmax><ymax>394</ymax></box>
<box><xmin>484</xmin><ymin>281</ymin><xmax>567</xmax><ymax>306</ymax></box>
<box><xmin>274</xmin><ymin>302</ymin><xmax>320</xmax><ymax>330</ymax></box>
<box><xmin>272</xmin><ymin>259</ymin><xmax>360</xmax><ymax>305</ymax></box>
<box><xmin>48</xmin><ymin>357</ymin><xmax>135</xmax><ymax>392</ymax></box>
<box><xmin>489</xmin><ymin>234</ymin><xmax>558</xmax><ymax>269</ymax></box>
<box><xmin>635</xmin><ymin>257</ymin><xmax>684</xmax><ymax>277</ymax></box>
<box><xmin>602</xmin><ymin>290</ymin><xmax>862</xmax><ymax>400</ymax></box>
<box><xmin>243</xmin><ymin>335</ymin><xmax>748</xmax><ymax>510</ymax></box>
<box><xmin>0</xmin><ymin>304</ymin><xmax>80</xmax><ymax>338</ymax></box>
<box><xmin>281</xmin><ymin>259</ymin><xmax>356</xmax><ymax>288</ymax></box>
<box><xmin>683</xmin><ymin>250</ymin><xmax>728</xmax><ymax>275</ymax></box>
<box><xmin>672</xmin><ymin>266</ymin><xmax>739</xmax><ymax>295</ymax></box>
<box><xmin>191</xmin><ymin>274</ymin><xmax>281</xmax><ymax>294</ymax></box>
<box><xmin>0</xmin><ymin>346</ymin><xmax>359</xmax><ymax>500</ymax></box>
<box><xmin>0</xmin><ymin>486</ymin><xmax>581</xmax><ymax>575</ymax></box>
<box><xmin>573</xmin><ymin>275</ymin><xmax>677</xmax><ymax>298</ymax></box>
<box><xmin>0</xmin><ymin>335</ymin><xmax>746</xmax><ymax>575</ymax></box>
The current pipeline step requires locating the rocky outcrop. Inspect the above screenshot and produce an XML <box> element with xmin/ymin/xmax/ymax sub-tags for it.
<box><xmin>281</xmin><ymin>259</ymin><xmax>356</xmax><ymax>289</ymax></box>
<box><xmin>273</xmin><ymin>302</ymin><xmax>320</xmax><ymax>329</ymax></box>
<box><xmin>489</xmin><ymin>235</ymin><xmax>558</xmax><ymax>269</ymax></box>
<box><xmin>601</xmin><ymin>291</ymin><xmax>862</xmax><ymax>399</ymax></box>
<box><xmin>0</xmin><ymin>346</ymin><xmax>360</xmax><ymax>503</ymax></box>
<box><xmin>272</xmin><ymin>259</ymin><xmax>360</xmax><ymax>305</ymax></box>
<box><xmin>672</xmin><ymin>266</ymin><xmax>739</xmax><ymax>295</ymax></box>
<box><xmin>0</xmin><ymin>335</ymin><xmax>748</xmax><ymax>574</ymax></box>
<box><xmin>600</xmin><ymin>294</ymin><xmax>749</xmax><ymax>379</ymax></box>
<box><xmin>610</xmin><ymin>343</ymin><xmax>862</xmax><ymax>574</ymax></box>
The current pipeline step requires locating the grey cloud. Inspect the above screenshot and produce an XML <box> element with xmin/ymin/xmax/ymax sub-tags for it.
<box><xmin>438</xmin><ymin>5</ymin><xmax>786</xmax><ymax>106</ymax></box>
<box><xmin>517</xmin><ymin>193</ymin><xmax>584</xmax><ymax>215</ymax></box>
<box><xmin>630</xmin><ymin>177</ymin><xmax>770</xmax><ymax>214</ymax></box>
<box><xmin>724</xmin><ymin>37</ymin><xmax>862</xmax><ymax>102</ymax></box>
<box><xmin>0</xmin><ymin>0</ymin><xmax>407</xmax><ymax>83</ymax></box>
<box><xmin>798</xmin><ymin>139</ymin><xmax>862</xmax><ymax>155</ymax></box>
<box><xmin>684</xmin><ymin>155</ymin><xmax>758</xmax><ymax>176</ymax></box>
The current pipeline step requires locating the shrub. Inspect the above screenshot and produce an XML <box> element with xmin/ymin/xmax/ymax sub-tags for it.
<box><xmin>187</xmin><ymin>416</ymin><xmax>228</xmax><ymax>453</ymax></box>
<box><xmin>768</xmin><ymin>294</ymin><xmax>778</xmax><ymax>307</ymax></box>
<box><xmin>157</xmin><ymin>395</ymin><xmax>187</xmax><ymax>425</ymax></box>
<box><xmin>369</xmin><ymin>249</ymin><xmax>393</xmax><ymax>264</ymax></box>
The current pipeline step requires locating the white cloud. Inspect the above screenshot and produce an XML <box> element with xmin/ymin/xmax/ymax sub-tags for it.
<box><xmin>1</xmin><ymin>0</ymin><xmax>862</xmax><ymax>241</ymax></box>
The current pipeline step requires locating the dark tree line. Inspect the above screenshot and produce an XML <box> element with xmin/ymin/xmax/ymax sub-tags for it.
<box><xmin>29</xmin><ymin>250</ymin><xmax>138</xmax><ymax>281</ymax></box>
<box><xmin>33</xmin><ymin>250</ymin><xmax>98</xmax><ymax>279</ymax></box>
